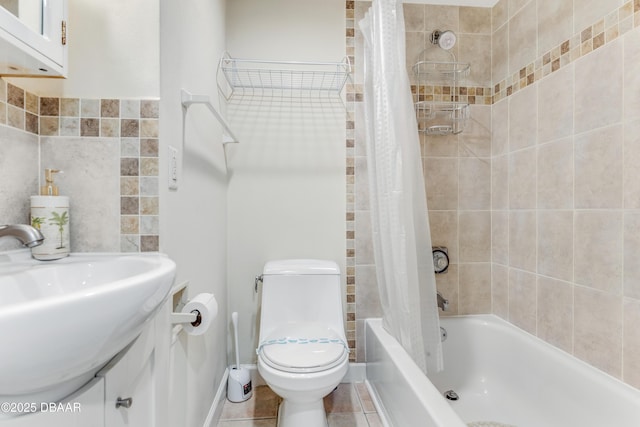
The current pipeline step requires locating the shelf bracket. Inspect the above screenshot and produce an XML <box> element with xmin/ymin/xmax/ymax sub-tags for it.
<box><xmin>180</xmin><ymin>89</ymin><xmax>239</xmax><ymax>145</ymax></box>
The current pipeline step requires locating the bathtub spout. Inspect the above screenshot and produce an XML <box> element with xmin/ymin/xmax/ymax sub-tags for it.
<box><xmin>437</xmin><ymin>292</ymin><xmax>449</xmax><ymax>311</ymax></box>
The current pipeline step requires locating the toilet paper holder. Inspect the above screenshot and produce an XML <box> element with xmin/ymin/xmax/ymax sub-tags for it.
<box><xmin>170</xmin><ymin>285</ymin><xmax>218</xmax><ymax>336</ymax></box>
<box><xmin>171</xmin><ymin>310</ymin><xmax>202</xmax><ymax>327</ymax></box>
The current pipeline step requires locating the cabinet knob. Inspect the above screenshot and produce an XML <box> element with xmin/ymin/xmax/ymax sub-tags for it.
<box><xmin>115</xmin><ymin>397</ymin><xmax>133</xmax><ymax>409</ymax></box>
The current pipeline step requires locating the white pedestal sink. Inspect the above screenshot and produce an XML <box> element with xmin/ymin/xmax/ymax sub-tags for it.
<box><xmin>0</xmin><ymin>250</ymin><xmax>176</xmax><ymax>408</ymax></box>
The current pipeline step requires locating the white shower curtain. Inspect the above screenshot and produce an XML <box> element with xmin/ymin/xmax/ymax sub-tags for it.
<box><xmin>359</xmin><ymin>0</ymin><xmax>443</xmax><ymax>374</ymax></box>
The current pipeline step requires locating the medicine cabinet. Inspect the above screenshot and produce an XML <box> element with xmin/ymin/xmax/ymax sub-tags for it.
<box><xmin>0</xmin><ymin>0</ymin><xmax>67</xmax><ymax>77</ymax></box>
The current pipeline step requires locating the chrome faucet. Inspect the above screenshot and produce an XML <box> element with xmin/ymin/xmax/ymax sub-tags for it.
<box><xmin>0</xmin><ymin>224</ymin><xmax>45</xmax><ymax>248</ymax></box>
<box><xmin>437</xmin><ymin>291</ymin><xmax>449</xmax><ymax>311</ymax></box>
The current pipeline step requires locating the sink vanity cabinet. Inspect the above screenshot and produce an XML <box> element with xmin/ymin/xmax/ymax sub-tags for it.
<box><xmin>3</xmin><ymin>321</ymin><xmax>158</xmax><ymax>427</ymax></box>
<box><xmin>0</xmin><ymin>251</ymin><xmax>177</xmax><ymax>427</ymax></box>
<box><xmin>0</xmin><ymin>0</ymin><xmax>67</xmax><ymax>76</ymax></box>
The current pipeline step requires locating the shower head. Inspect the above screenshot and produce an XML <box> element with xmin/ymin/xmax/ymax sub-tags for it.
<box><xmin>430</xmin><ymin>30</ymin><xmax>457</xmax><ymax>50</ymax></box>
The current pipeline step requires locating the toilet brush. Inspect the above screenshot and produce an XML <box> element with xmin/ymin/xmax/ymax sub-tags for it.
<box><xmin>227</xmin><ymin>311</ymin><xmax>252</xmax><ymax>402</ymax></box>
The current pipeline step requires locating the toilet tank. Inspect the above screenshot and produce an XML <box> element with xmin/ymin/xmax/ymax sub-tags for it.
<box><xmin>258</xmin><ymin>259</ymin><xmax>345</xmax><ymax>343</ymax></box>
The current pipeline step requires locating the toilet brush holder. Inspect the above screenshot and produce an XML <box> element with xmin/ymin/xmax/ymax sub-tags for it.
<box><xmin>228</xmin><ymin>367</ymin><xmax>252</xmax><ymax>402</ymax></box>
<box><xmin>227</xmin><ymin>312</ymin><xmax>252</xmax><ymax>402</ymax></box>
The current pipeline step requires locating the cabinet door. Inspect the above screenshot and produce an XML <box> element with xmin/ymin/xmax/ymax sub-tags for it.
<box><xmin>0</xmin><ymin>0</ymin><xmax>67</xmax><ymax>76</ymax></box>
<box><xmin>104</xmin><ymin>353</ymin><xmax>156</xmax><ymax>427</ymax></box>
<box><xmin>99</xmin><ymin>323</ymin><xmax>157</xmax><ymax>427</ymax></box>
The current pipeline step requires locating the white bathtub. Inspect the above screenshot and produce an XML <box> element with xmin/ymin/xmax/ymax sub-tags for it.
<box><xmin>365</xmin><ymin>315</ymin><xmax>640</xmax><ymax>427</ymax></box>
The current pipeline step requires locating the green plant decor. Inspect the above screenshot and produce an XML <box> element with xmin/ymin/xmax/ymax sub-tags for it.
<box><xmin>49</xmin><ymin>211</ymin><xmax>69</xmax><ymax>249</ymax></box>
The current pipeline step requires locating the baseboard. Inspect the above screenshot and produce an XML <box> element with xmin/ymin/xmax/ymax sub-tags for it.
<box><xmin>203</xmin><ymin>368</ymin><xmax>230</xmax><ymax>427</ymax></box>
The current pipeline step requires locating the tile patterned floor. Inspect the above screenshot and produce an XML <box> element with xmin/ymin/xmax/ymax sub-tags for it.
<box><xmin>217</xmin><ymin>383</ymin><xmax>385</xmax><ymax>427</ymax></box>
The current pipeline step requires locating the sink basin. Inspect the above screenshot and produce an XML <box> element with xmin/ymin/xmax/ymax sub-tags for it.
<box><xmin>0</xmin><ymin>250</ymin><xmax>176</xmax><ymax>406</ymax></box>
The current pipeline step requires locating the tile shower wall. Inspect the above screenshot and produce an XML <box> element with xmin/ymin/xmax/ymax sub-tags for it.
<box><xmin>349</xmin><ymin>0</ymin><xmax>640</xmax><ymax>390</ymax></box>
<box><xmin>491</xmin><ymin>0</ymin><xmax>640</xmax><ymax>388</ymax></box>
<box><xmin>348</xmin><ymin>2</ymin><xmax>493</xmax><ymax>362</ymax></box>
<box><xmin>0</xmin><ymin>79</ymin><xmax>159</xmax><ymax>253</ymax></box>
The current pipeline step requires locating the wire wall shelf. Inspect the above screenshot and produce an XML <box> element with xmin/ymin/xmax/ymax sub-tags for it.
<box><xmin>415</xmin><ymin>101</ymin><xmax>470</xmax><ymax>135</ymax></box>
<box><xmin>218</xmin><ymin>52</ymin><xmax>351</xmax><ymax>99</ymax></box>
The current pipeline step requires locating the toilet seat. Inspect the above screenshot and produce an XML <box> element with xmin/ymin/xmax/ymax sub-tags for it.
<box><xmin>258</xmin><ymin>323</ymin><xmax>349</xmax><ymax>373</ymax></box>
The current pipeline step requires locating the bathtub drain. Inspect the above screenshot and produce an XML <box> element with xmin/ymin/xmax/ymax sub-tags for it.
<box><xmin>444</xmin><ymin>389</ymin><xmax>459</xmax><ymax>401</ymax></box>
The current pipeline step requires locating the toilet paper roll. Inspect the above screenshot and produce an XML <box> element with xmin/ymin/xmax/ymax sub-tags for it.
<box><xmin>182</xmin><ymin>293</ymin><xmax>218</xmax><ymax>336</ymax></box>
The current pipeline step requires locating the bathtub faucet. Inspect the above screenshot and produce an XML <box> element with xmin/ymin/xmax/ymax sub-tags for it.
<box><xmin>437</xmin><ymin>292</ymin><xmax>449</xmax><ymax>311</ymax></box>
<box><xmin>0</xmin><ymin>224</ymin><xmax>45</xmax><ymax>248</ymax></box>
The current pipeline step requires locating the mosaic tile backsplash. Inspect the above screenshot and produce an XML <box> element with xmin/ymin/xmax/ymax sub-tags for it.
<box><xmin>0</xmin><ymin>78</ymin><xmax>159</xmax><ymax>253</ymax></box>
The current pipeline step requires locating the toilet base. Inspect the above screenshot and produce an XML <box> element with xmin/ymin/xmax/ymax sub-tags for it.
<box><xmin>277</xmin><ymin>399</ymin><xmax>328</xmax><ymax>427</ymax></box>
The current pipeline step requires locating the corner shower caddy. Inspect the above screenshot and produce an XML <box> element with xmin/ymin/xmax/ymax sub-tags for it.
<box><xmin>217</xmin><ymin>52</ymin><xmax>351</xmax><ymax>100</ymax></box>
<box><xmin>412</xmin><ymin>52</ymin><xmax>470</xmax><ymax>135</ymax></box>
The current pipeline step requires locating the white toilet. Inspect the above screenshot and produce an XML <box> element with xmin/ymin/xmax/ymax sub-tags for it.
<box><xmin>257</xmin><ymin>259</ymin><xmax>349</xmax><ymax>427</ymax></box>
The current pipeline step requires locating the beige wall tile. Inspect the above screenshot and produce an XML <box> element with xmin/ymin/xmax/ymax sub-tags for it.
<box><xmin>40</xmin><ymin>137</ymin><xmax>120</xmax><ymax>252</ymax></box>
<box><xmin>424</xmin><ymin>5</ymin><xmax>459</xmax><ymax>34</ymax></box>
<box><xmin>537</xmin><ymin>64</ymin><xmax>574</xmax><ymax>144</ymax></box>
<box><xmin>574</xmin><ymin>0</ymin><xmax>623</xmax><ymax>33</ymax></box>
<box><xmin>574</xmin><ymin>211</ymin><xmax>623</xmax><ymax>294</ymax></box>
<box><xmin>403</xmin><ymin>3</ymin><xmax>425</xmax><ymax>32</ymax></box>
<box><xmin>423</xmin><ymin>133</ymin><xmax>459</xmax><ymax>157</ymax></box>
<box><xmin>429</xmin><ymin>210</ymin><xmax>459</xmax><ymax>263</ymax></box>
<box><xmin>624</xmin><ymin>27</ymin><xmax>640</xmax><ymax>121</ymax></box>
<box><xmin>508</xmin><ymin>1</ymin><xmax>537</xmax><ymax>74</ymax></box>
<box><xmin>0</xmin><ymin>127</ymin><xmax>38</xmax><ymax>252</ymax></box>
<box><xmin>459</xmin><ymin>157</ymin><xmax>490</xmax><ymax>209</ymax></box>
<box><xmin>355</xmin><ymin>265</ymin><xmax>381</xmax><ymax>319</ymax></box>
<box><xmin>509</xmin><ymin>210</ymin><xmax>536</xmax><ymax>272</ymax></box>
<box><xmin>623</xmin><ymin>213</ymin><xmax>640</xmax><ymax>299</ymax></box>
<box><xmin>436</xmin><ymin>264</ymin><xmax>459</xmax><ymax>315</ymax></box>
<box><xmin>458</xmin><ymin>34</ymin><xmax>492</xmax><ymax>87</ymax></box>
<box><xmin>623</xmin><ymin>298</ymin><xmax>640</xmax><ymax>388</ymax></box>
<box><xmin>492</xmin><ymin>98</ymin><xmax>509</xmax><ymax>156</ymax></box>
<box><xmin>509</xmin><ymin>0</ymin><xmax>531</xmax><ymax>18</ymax></box>
<box><xmin>425</xmin><ymin>158</ymin><xmax>458</xmax><ymax>210</ymax></box>
<box><xmin>492</xmin><ymin>23</ymin><xmax>509</xmax><ymax>83</ymax></box>
<box><xmin>460</xmin><ymin>7</ymin><xmax>492</xmax><ymax>34</ymax></box>
<box><xmin>459</xmin><ymin>263</ymin><xmax>491</xmax><ymax>314</ymax></box>
<box><xmin>574</xmin><ymin>38</ymin><xmax>623</xmax><ymax>134</ymax></box>
<box><xmin>405</xmin><ymin>31</ymin><xmax>425</xmax><ymax>82</ymax></box>
<box><xmin>355</xmin><ymin>211</ymin><xmax>374</xmax><ymax>265</ymax></box>
<box><xmin>509</xmin><ymin>84</ymin><xmax>537</xmax><ymax>151</ymax></box>
<box><xmin>492</xmin><ymin>210</ymin><xmax>509</xmax><ymax>265</ymax></box>
<box><xmin>509</xmin><ymin>148</ymin><xmax>536</xmax><ymax>209</ymax></box>
<box><xmin>537</xmin><ymin>276</ymin><xmax>573</xmax><ymax>353</ymax></box>
<box><xmin>537</xmin><ymin>138</ymin><xmax>574</xmax><ymax>209</ymax></box>
<box><xmin>492</xmin><ymin>154</ymin><xmax>508</xmax><ymax>209</ymax></box>
<box><xmin>508</xmin><ymin>268</ymin><xmax>537</xmax><ymax>334</ymax></box>
<box><xmin>492</xmin><ymin>0</ymin><xmax>508</xmax><ymax>32</ymax></box>
<box><xmin>459</xmin><ymin>211</ymin><xmax>491</xmax><ymax>262</ymax></box>
<box><xmin>460</xmin><ymin>106</ymin><xmax>491</xmax><ymax>158</ymax></box>
<box><xmin>492</xmin><ymin>263</ymin><xmax>509</xmax><ymax>318</ymax></box>
<box><xmin>574</xmin><ymin>286</ymin><xmax>623</xmax><ymax>378</ymax></box>
<box><xmin>624</xmin><ymin>119</ymin><xmax>640</xmax><ymax>208</ymax></box>
<box><xmin>537</xmin><ymin>0</ymin><xmax>573</xmax><ymax>55</ymax></box>
<box><xmin>574</xmin><ymin>124</ymin><xmax>623</xmax><ymax>208</ymax></box>
<box><xmin>537</xmin><ymin>210</ymin><xmax>573</xmax><ymax>281</ymax></box>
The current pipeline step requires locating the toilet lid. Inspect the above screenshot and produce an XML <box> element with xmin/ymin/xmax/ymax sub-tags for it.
<box><xmin>258</xmin><ymin>323</ymin><xmax>348</xmax><ymax>373</ymax></box>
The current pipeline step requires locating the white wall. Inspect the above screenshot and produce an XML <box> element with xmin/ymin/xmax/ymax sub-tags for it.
<box><xmin>8</xmin><ymin>0</ymin><xmax>159</xmax><ymax>98</ymax></box>
<box><xmin>225</xmin><ymin>0</ymin><xmax>346</xmax><ymax>364</ymax></box>
<box><xmin>159</xmin><ymin>1</ymin><xmax>228</xmax><ymax>426</ymax></box>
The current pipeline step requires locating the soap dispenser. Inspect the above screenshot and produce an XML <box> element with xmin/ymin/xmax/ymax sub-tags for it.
<box><xmin>30</xmin><ymin>169</ymin><xmax>70</xmax><ymax>260</ymax></box>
